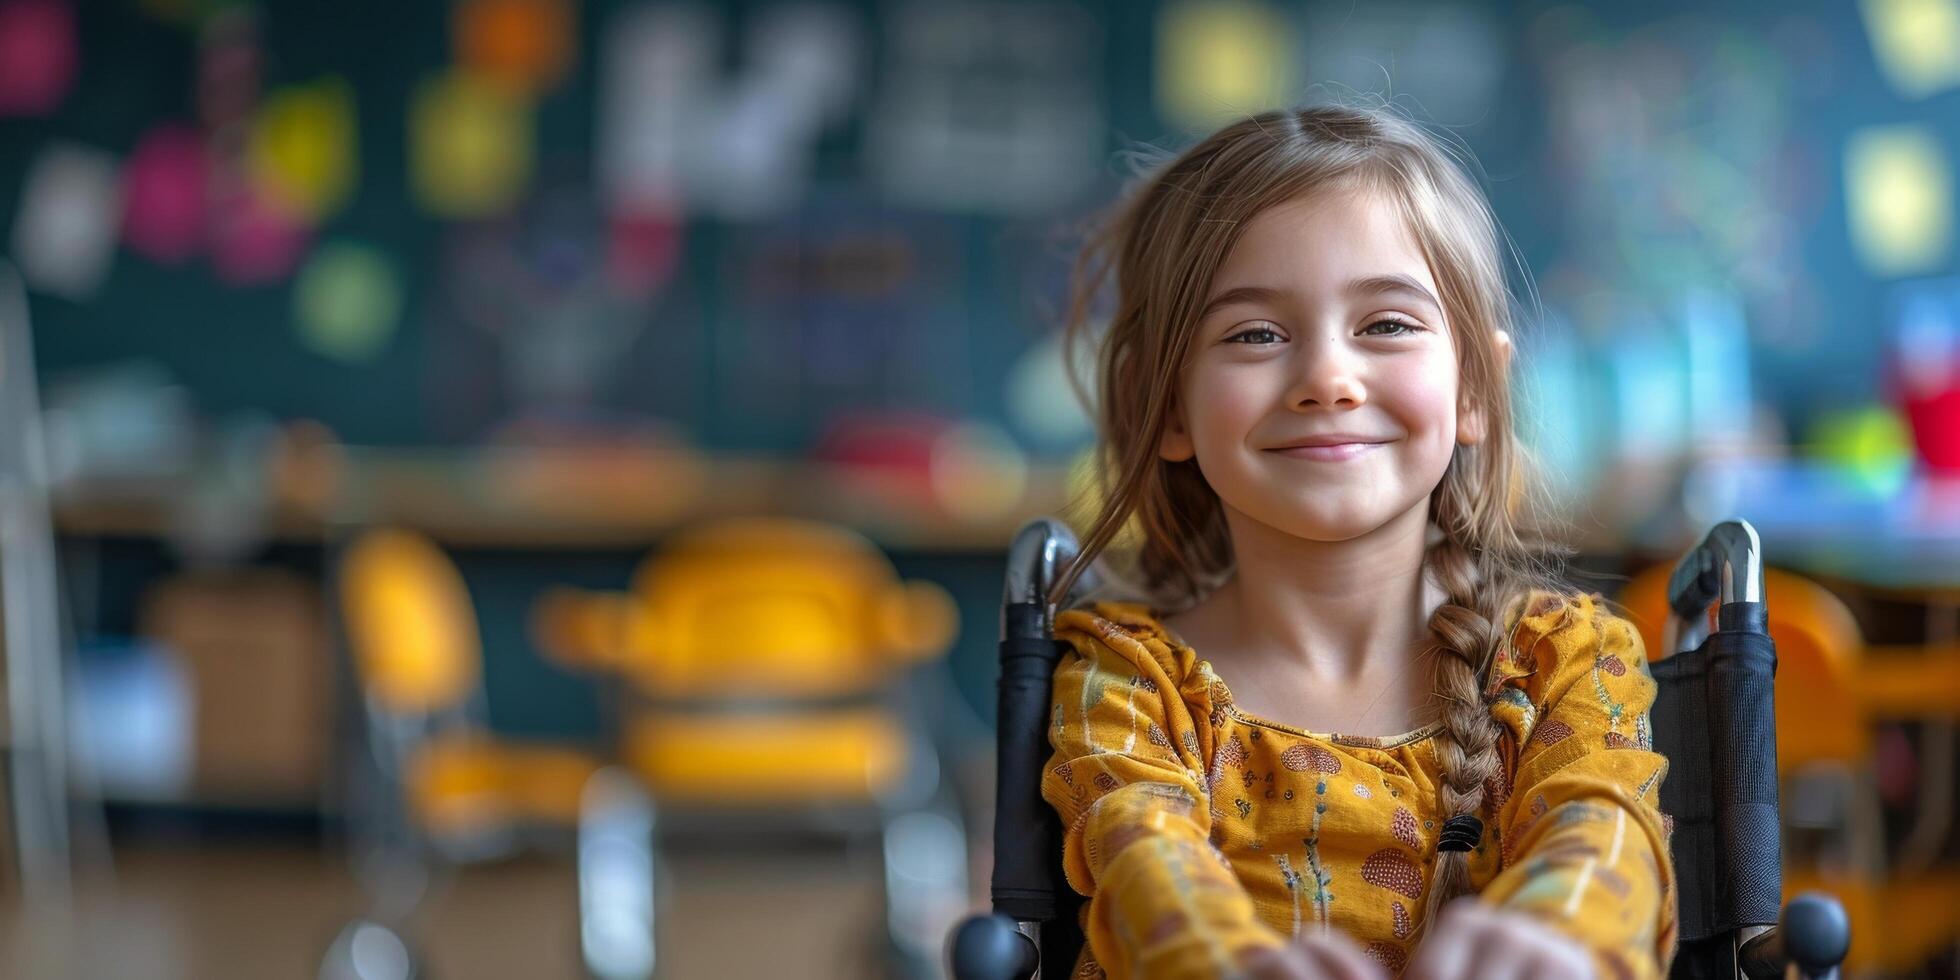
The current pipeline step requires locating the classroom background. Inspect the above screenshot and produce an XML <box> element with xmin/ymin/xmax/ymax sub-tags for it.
<box><xmin>1</xmin><ymin>0</ymin><xmax>1957</xmax><ymax>977</ymax></box>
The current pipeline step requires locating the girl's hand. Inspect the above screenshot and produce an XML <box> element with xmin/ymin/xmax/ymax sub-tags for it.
<box><xmin>1235</xmin><ymin>930</ymin><xmax>1388</xmax><ymax>980</ymax></box>
<box><xmin>1406</xmin><ymin>899</ymin><xmax>1595</xmax><ymax>980</ymax></box>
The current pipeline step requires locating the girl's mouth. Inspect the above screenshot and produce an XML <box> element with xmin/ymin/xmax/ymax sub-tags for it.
<box><xmin>1267</xmin><ymin>442</ymin><xmax>1384</xmax><ymax>462</ymax></box>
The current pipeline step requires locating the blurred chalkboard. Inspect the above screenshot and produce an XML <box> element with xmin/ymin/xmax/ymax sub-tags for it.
<box><xmin>1</xmin><ymin>0</ymin><xmax>1944</xmax><ymax>451</ymax></box>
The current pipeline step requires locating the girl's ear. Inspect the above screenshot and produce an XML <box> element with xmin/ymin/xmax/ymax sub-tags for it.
<box><xmin>1159</xmin><ymin>400</ymin><xmax>1196</xmax><ymax>462</ymax></box>
<box><xmin>1456</xmin><ymin>329</ymin><xmax>1513</xmax><ymax>447</ymax></box>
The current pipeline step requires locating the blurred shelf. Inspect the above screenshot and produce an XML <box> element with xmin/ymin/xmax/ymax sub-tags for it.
<box><xmin>52</xmin><ymin>449</ymin><xmax>1080</xmax><ymax>553</ymax></box>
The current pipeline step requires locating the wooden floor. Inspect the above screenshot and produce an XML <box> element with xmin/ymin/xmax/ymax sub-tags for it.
<box><xmin>0</xmin><ymin>842</ymin><xmax>908</xmax><ymax>979</ymax></box>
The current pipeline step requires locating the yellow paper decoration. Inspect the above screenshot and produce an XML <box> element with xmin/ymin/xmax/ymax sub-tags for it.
<box><xmin>1845</xmin><ymin>125</ymin><xmax>1953</xmax><ymax>278</ymax></box>
<box><xmin>1859</xmin><ymin>0</ymin><xmax>1960</xmax><ymax>98</ymax></box>
<box><xmin>295</xmin><ymin>242</ymin><xmax>401</xmax><ymax>363</ymax></box>
<box><xmin>248</xmin><ymin>76</ymin><xmax>357</xmax><ymax>222</ymax></box>
<box><xmin>1157</xmin><ymin>0</ymin><xmax>1294</xmax><ymax>130</ymax></box>
<box><xmin>410</xmin><ymin>69</ymin><xmax>533</xmax><ymax>218</ymax></box>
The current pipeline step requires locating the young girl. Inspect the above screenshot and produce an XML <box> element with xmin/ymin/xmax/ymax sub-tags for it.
<box><xmin>1040</xmin><ymin>105</ymin><xmax>1674</xmax><ymax>979</ymax></box>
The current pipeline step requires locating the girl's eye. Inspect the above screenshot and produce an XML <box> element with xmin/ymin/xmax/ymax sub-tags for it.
<box><xmin>1225</xmin><ymin>324</ymin><xmax>1283</xmax><ymax>345</ymax></box>
<box><xmin>1362</xmin><ymin>318</ymin><xmax>1423</xmax><ymax>337</ymax></box>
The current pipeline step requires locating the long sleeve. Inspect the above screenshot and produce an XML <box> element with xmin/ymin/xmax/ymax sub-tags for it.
<box><xmin>1479</xmin><ymin>592</ymin><xmax>1677</xmax><ymax>980</ymax></box>
<box><xmin>1043</xmin><ymin>608</ymin><xmax>1286</xmax><ymax>978</ymax></box>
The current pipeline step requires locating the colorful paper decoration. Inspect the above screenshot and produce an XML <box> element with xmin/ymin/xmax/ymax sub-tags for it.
<box><xmin>410</xmin><ymin>69</ymin><xmax>533</xmax><ymax>218</ymax></box>
<box><xmin>209</xmin><ymin>171</ymin><xmax>310</xmax><ymax>285</ymax></box>
<box><xmin>295</xmin><ymin>242</ymin><xmax>401</xmax><ymax>363</ymax></box>
<box><xmin>0</xmin><ymin>0</ymin><xmax>76</xmax><ymax>116</ymax></box>
<box><xmin>1845</xmin><ymin>125</ymin><xmax>1953</xmax><ymax>278</ymax></box>
<box><xmin>10</xmin><ymin>142</ymin><xmax>121</xmax><ymax>298</ymax></box>
<box><xmin>247</xmin><ymin>76</ymin><xmax>358</xmax><ymax>222</ymax></box>
<box><xmin>122</xmin><ymin>123</ymin><xmax>208</xmax><ymax>263</ymax></box>
<box><xmin>454</xmin><ymin>0</ymin><xmax>573</xmax><ymax>97</ymax></box>
<box><xmin>1859</xmin><ymin>0</ymin><xmax>1960</xmax><ymax>98</ymax></box>
<box><xmin>1156</xmin><ymin>0</ymin><xmax>1293</xmax><ymax>130</ymax></box>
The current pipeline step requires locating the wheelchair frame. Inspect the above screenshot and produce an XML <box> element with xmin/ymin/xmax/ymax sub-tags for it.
<box><xmin>952</xmin><ymin>518</ymin><xmax>1850</xmax><ymax>980</ymax></box>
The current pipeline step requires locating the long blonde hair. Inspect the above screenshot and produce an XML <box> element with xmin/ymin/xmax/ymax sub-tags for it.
<box><xmin>1053</xmin><ymin>103</ymin><xmax>1576</xmax><ymax>927</ymax></box>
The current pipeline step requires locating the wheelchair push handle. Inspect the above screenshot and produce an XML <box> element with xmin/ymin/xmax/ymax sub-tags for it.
<box><xmin>1737</xmin><ymin>892</ymin><xmax>1850</xmax><ymax>980</ymax></box>
<box><xmin>953</xmin><ymin>519</ymin><xmax>1100</xmax><ymax>980</ymax></box>
<box><xmin>1665</xmin><ymin>519</ymin><xmax>1765</xmax><ymax>655</ymax></box>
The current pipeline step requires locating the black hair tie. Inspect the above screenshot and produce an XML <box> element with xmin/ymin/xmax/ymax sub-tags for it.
<box><xmin>1437</xmin><ymin>815</ymin><xmax>1483</xmax><ymax>853</ymax></box>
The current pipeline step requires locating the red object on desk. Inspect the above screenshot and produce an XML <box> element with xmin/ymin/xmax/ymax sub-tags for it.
<box><xmin>1902</xmin><ymin>386</ymin><xmax>1960</xmax><ymax>472</ymax></box>
<box><xmin>1898</xmin><ymin>362</ymin><xmax>1960</xmax><ymax>472</ymax></box>
<box><xmin>1892</xmin><ymin>284</ymin><xmax>1960</xmax><ymax>473</ymax></box>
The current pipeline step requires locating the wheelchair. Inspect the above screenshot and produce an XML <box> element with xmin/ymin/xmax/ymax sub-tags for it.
<box><xmin>951</xmin><ymin>518</ymin><xmax>1853</xmax><ymax>980</ymax></box>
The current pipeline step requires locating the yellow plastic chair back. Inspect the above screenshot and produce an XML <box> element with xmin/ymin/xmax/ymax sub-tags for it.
<box><xmin>340</xmin><ymin>528</ymin><xmax>483</xmax><ymax>715</ymax></box>
<box><xmin>622</xmin><ymin>708</ymin><xmax>907</xmax><ymax>803</ymax></box>
<box><xmin>617</xmin><ymin>517</ymin><xmax>957</xmax><ymax>698</ymax></box>
<box><xmin>1620</xmin><ymin>563</ymin><xmax>1867</xmax><ymax>770</ymax></box>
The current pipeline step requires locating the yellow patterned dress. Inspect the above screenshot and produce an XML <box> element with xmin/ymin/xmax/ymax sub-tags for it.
<box><xmin>1042</xmin><ymin>590</ymin><xmax>1675</xmax><ymax>979</ymax></box>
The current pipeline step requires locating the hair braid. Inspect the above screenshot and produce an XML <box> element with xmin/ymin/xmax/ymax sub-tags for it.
<box><xmin>1421</xmin><ymin>532</ymin><xmax>1509</xmax><ymax>929</ymax></box>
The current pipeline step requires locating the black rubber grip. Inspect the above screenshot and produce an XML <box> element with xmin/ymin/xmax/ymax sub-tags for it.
<box><xmin>991</xmin><ymin>602</ymin><xmax>1069</xmax><ymax>922</ymax></box>
<box><xmin>1652</xmin><ymin>608</ymin><xmax>1780</xmax><ymax>946</ymax></box>
<box><xmin>1705</xmin><ymin>624</ymin><xmax>1782</xmax><ymax>929</ymax></box>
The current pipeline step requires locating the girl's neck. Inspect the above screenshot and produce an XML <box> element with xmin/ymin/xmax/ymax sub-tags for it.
<box><xmin>1170</xmin><ymin>497</ymin><xmax>1443</xmax><ymax>683</ymax></box>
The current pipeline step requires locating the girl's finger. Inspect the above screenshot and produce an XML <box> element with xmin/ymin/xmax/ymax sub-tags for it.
<box><xmin>1405</xmin><ymin>902</ymin><xmax>1477</xmax><ymax>980</ymax></box>
<box><xmin>1525</xmin><ymin>937</ymin><xmax>1595</xmax><ymax>980</ymax></box>
<box><xmin>1461</xmin><ymin>932</ymin><xmax>1529</xmax><ymax>980</ymax></box>
<box><xmin>1298</xmin><ymin>932</ymin><xmax>1387</xmax><ymax>980</ymax></box>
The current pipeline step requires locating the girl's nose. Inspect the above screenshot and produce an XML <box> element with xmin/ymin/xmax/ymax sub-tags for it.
<box><xmin>1285</xmin><ymin>337</ymin><xmax>1367</xmax><ymax>409</ymax></box>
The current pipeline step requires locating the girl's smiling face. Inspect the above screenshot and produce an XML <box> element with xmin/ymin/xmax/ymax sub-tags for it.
<box><xmin>1158</xmin><ymin>186</ymin><xmax>1488</xmax><ymax>544</ymax></box>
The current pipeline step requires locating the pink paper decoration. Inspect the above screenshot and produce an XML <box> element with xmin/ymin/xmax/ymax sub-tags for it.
<box><xmin>209</xmin><ymin>171</ymin><xmax>310</xmax><ymax>285</ymax></box>
<box><xmin>0</xmin><ymin>0</ymin><xmax>77</xmax><ymax>116</ymax></box>
<box><xmin>122</xmin><ymin>124</ymin><xmax>208</xmax><ymax>263</ymax></box>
